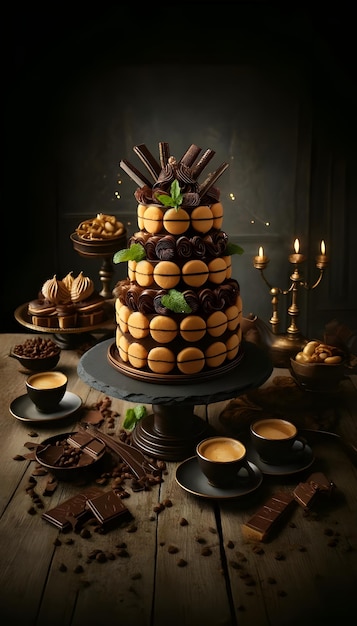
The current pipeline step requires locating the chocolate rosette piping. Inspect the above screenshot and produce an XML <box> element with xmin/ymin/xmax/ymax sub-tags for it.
<box><xmin>199</xmin><ymin>288</ymin><xmax>218</xmax><ymax>314</ymax></box>
<box><xmin>155</xmin><ymin>235</ymin><xmax>176</xmax><ymax>260</ymax></box>
<box><xmin>203</xmin><ymin>236</ymin><xmax>217</xmax><ymax>258</ymax></box>
<box><xmin>129</xmin><ymin>233</ymin><xmax>150</xmax><ymax>246</ymax></box>
<box><xmin>213</xmin><ymin>231</ymin><xmax>229</xmax><ymax>255</ymax></box>
<box><xmin>191</xmin><ymin>236</ymin><xmax>206</xmax><ymax>258</ymax></box>
<box><xmin>116</xmin><ymin>279</ymin><xmax>131</xmax><ymax>304</ymax></box>
<box><xmin>138</xmin><ymin>289</ymin><xmax>156</xmax><ymax>314</ymax></box>
<box><xmin>125</xmin><ymin>286</ymin><xmax>140</xmax><ymax>311</ymax></box>
<box><xmin>181</xmin><ymin>192</ymin><xmax>200</xmax><ymax>207</ymax></box>
<box><xmin>176</xmin><ymin>236</ymin><xmax>193</xmax><ymax>259</ymax></box>
<box><xmin>182</xmin><ymin>290</ymin><xmax>199</xmax><ymax>313</ymax></box>
<box><xmin>134</xmin><ymin>185</ymin><xmax>154</xmax><ymax>204</ymax></box>
<box><xmin>153</xmin><ymin>290</ymin><xmax>170</xmax><ymax>315</ymax></box>
<box><xmin>145</xmin><ymin>236</ymin><xmax>161</xmax><ymax>260</ymax></box>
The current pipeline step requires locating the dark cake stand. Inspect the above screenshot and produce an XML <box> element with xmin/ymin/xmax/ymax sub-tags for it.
<box><xmin>78</xmin><ymin>339</ymin><xmax>273</xmax><ymax>460</ymax></box>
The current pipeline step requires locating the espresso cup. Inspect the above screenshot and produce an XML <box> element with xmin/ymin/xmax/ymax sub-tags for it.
<box><xmin>26</xmin><ymin>371</ymin><xmax>67</xmax><ymax>413</ymax></box>
<box><xmin>250</xmin><ymin>418</ymin><xmax>306</xmax><ymax>464</ymax></box>
<box><xmin>196</xmin><ymin>436</ymin><xmax>255</xmax><ymax>488</ymax></box>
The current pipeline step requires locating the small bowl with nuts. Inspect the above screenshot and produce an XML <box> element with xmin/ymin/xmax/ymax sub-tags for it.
<box><xmin>290</xmin><ymin>340</ymin><xmax>347</xmax><ymax>391</ymax></box>
<box><xmin>10</xmin><ymin>337</ymin><xmax>61</xmax><ymax>372</ymax></box>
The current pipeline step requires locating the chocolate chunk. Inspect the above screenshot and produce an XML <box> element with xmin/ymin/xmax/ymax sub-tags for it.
<box><xmin>86</xmin><ymin>489</ymin><xmax>133</xmax><ymax>530</ymax></box>
<box><xmin>42</xmin><ymin>486</ymin><xmax>102</xmax><ymax>530</ymax></box>
<box><xmin>293</xmin><ymin>472</ymin><xmax>334</xmax><ymax>510</ymax></box>
<box><xmin>242</xmin><ymin>491</ymin><xmax>295</xmax><ymax>542</ymax></box>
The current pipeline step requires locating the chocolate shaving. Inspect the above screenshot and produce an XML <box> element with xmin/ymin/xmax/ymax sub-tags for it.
<box><xmin>133</xmin><ymin>144</ymin><xmax>161</xmax><ymax>180</ymax></box>
<box><xmin>191</xmin><ymin>149</ymin><xmax>216</xmax><ymax>178</ymax></box>
<box><xmin>120</xmin><ymin>159</ymin><xmax>152</xmax><ymax>188</ymax></box>
<box><xmin>179</xmin><ymin>144</ymin><xmax>202</xmax><ymax>167</ymax></box>
<box><xmin>159</xmin><ymin>142</ymin><xmax>170</xmax><ymax>168</ymax></box>
<box><xmin>198</xmin><ymin>162</ymin><xmax>229</xmax><ymax>199</ymax></box>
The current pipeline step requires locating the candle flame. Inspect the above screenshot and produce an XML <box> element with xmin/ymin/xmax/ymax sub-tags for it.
<box><xmin>294</xmin><ymin>238</ymin><xmax>299</xmax><ymax>254</ymax></box>
<box><xmin>321</xmin><ymin>240</ymin><xmax>326</xmax><ymax>255</ymax></box>
<box><xmin>258</xmin><ymin>246</ymin><xmax>264</xmax><ymax>258</ymax></box>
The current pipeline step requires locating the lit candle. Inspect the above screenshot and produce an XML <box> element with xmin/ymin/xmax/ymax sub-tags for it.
<box><xmin>289</xmin><ymin>238</ymin><xmax>306</xmax><ymax>265</ymax></box>
<box><xmin>316</xmin><ymin>239</ymin><xmax>329</xmax><ymax>268</ymax></box>
<box><xmin>253</xmin><ymin>246</ymin><xmax>269</xmax><ymax>268</ymax></box>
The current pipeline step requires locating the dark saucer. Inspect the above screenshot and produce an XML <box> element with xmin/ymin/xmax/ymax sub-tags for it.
<box><xmin>246</xmin><ymin>441</ymin><xmax>315</xmax><ymax>476</ymax></box>
<box><xmin>175</xmin><ymin>456</ymin><xmax>263</xmax><ymax>499</ymax></box>
<box><xmin>9</xmin><ymin>392</ymin><xmax>82</xmax><ymax>423</ymax></box>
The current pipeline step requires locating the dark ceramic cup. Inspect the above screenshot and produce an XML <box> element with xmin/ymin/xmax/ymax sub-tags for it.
<box><xmin>250</xmin><ymin>418</ymin><xmax>306</xmax><ymax>464</ymax></box>
<box><xmin>26</xmin><ymin>371</ymin><xmax>67</xmax><ymax>413</ymax></box>
<box><xmin>196</xmin><ymin>436</ymin><xmax>255</xmax><ymax>488</ymax></box>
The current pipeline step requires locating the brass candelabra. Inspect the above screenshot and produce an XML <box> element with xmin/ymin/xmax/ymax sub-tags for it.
<box><xmin>252</xmin><ymin>239</ymin><xmax>329</xmax><ymax>365</ymax></box>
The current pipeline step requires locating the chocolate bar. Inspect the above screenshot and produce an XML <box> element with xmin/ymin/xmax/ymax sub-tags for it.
<box><xmin>159</xmin><ymin>142</ymin><xmax>170</xmax><ymax>168</ymax></box>
<box><xmin>42</xmin><ymin>486</ymin><xmax>102</xmax><ymax>531</ymax></box>
<box><xmin>191</xmin><ymin>149</ymin><xmax>215</xmax><ymax>179</ymax></box>
<box><xmin>242</xmin><ymin>491</ymin><xmax>295</xmax><ymax>542</ymax></box>
<box><xmin>198</xmin><ymin>162</ymin><xmax>229</xmax><ymax>198</ymax></box>
<box><xmin>293</xmin><ymin>472</ymin><xmax>334</xmax><ymax>510</ymax></box>
<box><xmin>67</xmin><ymin>432</ymin><xmax>105</xmax><ymax>459</ymax></box>
<box><xmin>86</xmin><ymin>489</ymin><xmax>132</xmax><ymax>529</ymax></box>
<box><xmin>120</xmin><ymin>159</ymin><xmax>152</xmax><ymax>188</ymax></box>
<box><xmin>179</xmin><ymin>144</ymin><xmax>202</xmax><ymax>167</ymax></box>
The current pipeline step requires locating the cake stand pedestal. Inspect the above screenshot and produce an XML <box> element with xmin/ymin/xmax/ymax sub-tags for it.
<box><xmin>78</xmin><ymin>339</ymin><xmax>273</xmax><ymax>460</ymax></box>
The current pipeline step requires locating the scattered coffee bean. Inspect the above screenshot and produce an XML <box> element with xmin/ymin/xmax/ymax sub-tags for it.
<box><xmin>195</xmin><ymin>536</ymin><xmax>206</xmax><ymax>544</ymax></box>
<box><xmin>201</xmin><ymin>547</ymin><xmax>212</xmax><ymax>557</ymax></box>
<box><xmin>323</xmin><ymin>527</ymin><xmax>334</xmax><ymax>536</ymax></box>
<box><xmin>117</xmin><ymin>548</ymin><xmax>129</xmax><ymax>558</ymax></box>
<box><xmin>274</xmin><ymin>551</ymin><xmax>286</xmax><ymax>560</ymax></box>
<box><xmin>162</xmin><ymin>498</ymin><xmax>173</xmax><ymax>507</ymax></box>
<box><xmin>179</xmin><ymin>518</ymin><xmax>188</xmax><ymax>526</ymax></box>
<box><xmin>13</xmin><ymin>454</ymin><xmax>25</xmax><ymax>461</ymax></box>
<box><xmin>208</xmin><ymin>526</ymin><xmax>217</xmax><ymax>534</ymax></box>
<box><xmin>226</xmin><ymin>540</ymin><xmax>234</xmax><ymax>549</ymax></box>
<box><xmin>74</xmin><ymin>565</ymin><xmax>84</xmax><ymax>573</ymax></box>
<box><xmin>252</xmin><ymin>544</ymin><xmax>264</xmax><ymax>554</ymax></box>
<box><xmin>27</xmin><ymin>506</ymin><xmax>36</xmax><ymax>515</ymax></box>
<box><xmin>168</xmin><ymin>545</ymin><xmax>179</xmax><ymax>554</ymax></box>
<box><xmin>53</xmin><ymin>538</ymin><xmax>62</xmax><ymax>546</ymax></box>
<box><xmin>267</xmin><ymin>577</ymin><xmax>277</xmax><ymax>584</ymax></box>
<box><xmin>80</xmin><ymin>528</ymin><xmax>91</xmax><ymax>539</ymax></box>
<box><xmin>95</xmin><ymin>552</ymin><xmax>107</xmax><ymax>562</ymax></box>
<box><xmin>59</xmin><ymin>563</ymin><xmax>67</xmax><ymax>572</ymax></box>
<box><xmin>177</xmin><ymin>559</ymin><xmax>187</xmax><ymax>567</ymax></box>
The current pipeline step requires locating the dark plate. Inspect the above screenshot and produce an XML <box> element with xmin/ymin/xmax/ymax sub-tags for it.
<box><xmin>175</xmin><ymin>456</ymin><xmax>263</xmax><ymax>499</ymax></box>
<box><xmin>9</xmin><ymin>391</ymin><xmax>82</xmax><ymax>422</ymax></box>
<box><xmin>107</xmin><ymin>342</ymin><xmax>245</xmax><ymax>385</ymax></box>
<box><xmin>14</xmin><ymin>302</ymin><xmax>115</xmax><ymax>334</ymax></box>
<box><xmin>246</xmin><ymin>441</ymin><xmax>315</xmax><ymax>476</ymax></box>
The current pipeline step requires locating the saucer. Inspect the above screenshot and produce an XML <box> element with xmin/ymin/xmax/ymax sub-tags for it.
<box><xmin>175</xmin><ymin>456</ymin><xmax>263</xmax><ymax>499</ymax></box>
<box><xmin>9</xmin><ymin>392</ymin><xmax>82</xmax><ymax>423</ymax></box>
<box><xmin>246</xmin><ymin>441</ymin><xmax>315</xmax><ymax>476</ymax></box>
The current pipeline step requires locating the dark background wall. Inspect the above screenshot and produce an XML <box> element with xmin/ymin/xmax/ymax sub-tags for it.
<box><xmin>3</xmin><ymin>2</ymin><xmax>357</xmax><ymax>342</ymax></box>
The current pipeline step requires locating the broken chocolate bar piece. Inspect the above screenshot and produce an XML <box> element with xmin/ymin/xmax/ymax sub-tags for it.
<box><xmin>293</xmin><ymin>472</ymin><xmax>334</xmax><ymax>510</ymax></box>
<box><xmin>86</xmin><ymin>489</ymin><xmax>133</xmax><ymax>529</ymax></box>
<box><xmin>242</xmin><ymin>491</ymin><xmax>295</xmax><ymax>542</ymax></box>
<box><xmin>67</xmin><ymin>432</ymin><xmax>105</xmax><ymax>459</ymax></box>
<box><xmin>42</xmin><ymin>486</ymin><xmax>102</xmax><ymax>531</ymax></box>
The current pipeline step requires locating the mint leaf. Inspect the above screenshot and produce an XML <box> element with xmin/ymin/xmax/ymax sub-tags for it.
<box><xmin>226</xmin><ymin>242</ymin><xmax>244</xmax><ymax>256</ymax></box>
<box><xmin>123</xmin><ymin>405</ymin><xmax>147</xmax><ymax>430</ymax></box>
<box><xmin>155</xmin><ymin>180</ymin><xmax>183</xmax><ymax>210</ymax></box>
<box><xmin>113</xmin><ymin>243</ymin><xmax>146</xmax><ymax>263</ymax></box>
<box><xmin>161</xmin><ymin>289</ymin><xmax>192</xmax><ymax>313</ymax></box>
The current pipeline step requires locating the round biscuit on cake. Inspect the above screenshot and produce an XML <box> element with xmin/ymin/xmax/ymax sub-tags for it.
<box><xmin>179</xmin><ymin>316</ymin><xmax>206</xmax><ymax>342</ymax></box>
<box><xmin>118</xmin><ymin>305</ymin><xmax>131</xmax><ymax>333</ymax></box>
<box><xmin>137</xmin><ymin>204</ymin><xmax>146</xmax><ymax>230</ymax></box>
<box><xmin>211</xmin><ymin>202</ymin><xmax>224</xmax><ymax>229</ymax></box>
<box><xmin>224</xmin><ymin>255</ymin><xmax>232</xmax><ymax>278</ymax></box>
<box><xmin>205</xmin><ymin>341</ymin><xmax>227</xmax><ymax>368</ymax></box>
<box><xmin>153</xmin><ymin>261</ymin><xmax>180</xmax><ymax>289</ymax></box>
<box><xmin>118</xmin><ymin>334</ymin><xmax>129</xmax><ymax>362</ymax></box>
<box><xmin>190</xmin><ymin>205</ymin><xmax>213</xmax><ymax>233</ymax></box>
<box><xmin>182</xmin><ymin>260</ymin><xmax>209</xmax><ymax>287</ymax></box>
<box><xmin>128</xmin><ymin>260</ymin><xmax>136</xmax><ymax>281</ymax></box>
<box><xmin>208</xmin><ymin>258</ymin><xmax>227</xmax><ymax>284</ymax></box>
<box><xmin>163</xmin><ymin>208</ymin><xmax>190</xmax><ymax>235</ymax></box>
<box><xmin>226</xmin><ymin>333</ymin><xmax>240</xmax><ymax>360</ymax></box>
<box><xmin>177</xmin><ymin>347</ymin><xmax>205</xmax><ymax>374</ymax></box>
<box><xmin>128</xmin><ymin>343</ymin><xmax>148</xmax><ymax>369</ymax></box>
<box><xmin>225</xmin><ymin>305</ymin><xmax>240</xmax><ymax>330</ymax></box>
<box><xmin>149</xmin><ymin>316</ymin><xmax>178</xmax><ymax>343</ymax></box>
<box><xmin>127</xmin><ymin>312</ymin><xmax>150</xmax><ymax>339</ymax></box>
<box><xmin>147</xmin><ymin>347</ymin><xmax>175</xmax><ymax>374</ymax></box>
<box><xmin>143</xmin><ymin>205</ymin><xmax>164</xmax><ymax>234</ymax></box>
<box><xmin>207</xmin><ymin>311</ymin><xmax>228</xmax><ymax>337</ymax></box>
<box><xmin>135</xmin><ymin>260</ymin><xmax>154</xmax><ymax>287</ymax></box>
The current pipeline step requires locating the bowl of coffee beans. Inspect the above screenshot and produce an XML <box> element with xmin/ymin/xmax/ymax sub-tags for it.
<box><xmin>35</xmin><ymin>431</ymin><xmax>107</xmax><ymax>481</ymax></box>
<box><xmin>10</xmin><ymin>337</ymin><xmax>61</xmax><ymax>371</ymax></box>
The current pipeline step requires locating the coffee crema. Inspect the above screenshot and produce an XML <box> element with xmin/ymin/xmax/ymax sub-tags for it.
<box><xmin>253</xmin><ymin>419</ymin><xmax>296</xmax><ymax>440</ymax></box>
<box><xmin>199</xmin><ymin>439</ymin><xmax>245</xmax><ymax>462</ymax></box>
<box><xmin>27</xmin><ymin>372</ymin><xmax>67</xmax><ymax>389</ymax></box>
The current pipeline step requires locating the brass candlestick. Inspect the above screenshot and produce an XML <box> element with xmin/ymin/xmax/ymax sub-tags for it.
<box><xmin>252</xmin><ymin>240</ymin><xmax>329</xmax><ymax>366</ymax></box>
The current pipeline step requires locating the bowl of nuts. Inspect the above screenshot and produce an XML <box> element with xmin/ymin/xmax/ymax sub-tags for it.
<box><xmin>10</xmin><ymin>337</ymin><xmax>61</xmax><ymax>372</ymax></box>
<box><xmin>290</xmin><ymin>340</ymin><xmax>347</xmax><ymax>391</ymax></box>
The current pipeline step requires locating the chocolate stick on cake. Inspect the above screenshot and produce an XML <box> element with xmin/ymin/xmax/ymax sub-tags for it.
<box><xmin>120</xmin><ymin>159</ymin><xmax>152</xmax><ymax>188</ymax></box>
<box><xmin>179</xmin><ymin>144</ymin><xmax>202</xmax><ymax>167</ymax></box>
<box><xmin>198</xmin><ymin>162</ymin><xmax>229</xmax><ymax>198</ymax></box>
<box><xmin>133</xmin><ymin>144</ymin><xmax>161</xmax><ymax>180</ymax></box>
<box><xmin>159</xmin><ymin>142</ymin><xmax>170</xmax><ymax>168</ymax></box>
<box><xmin>191</xmin><ymin>149</ymin><xmax>216</xmax><ymax>178</ymax></box>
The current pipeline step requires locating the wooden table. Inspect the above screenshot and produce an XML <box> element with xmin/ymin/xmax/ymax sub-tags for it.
<box><xmin>1</xmin><ymin>332</ymin><xmax>356</xmax><ymax>626</ymax></box>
